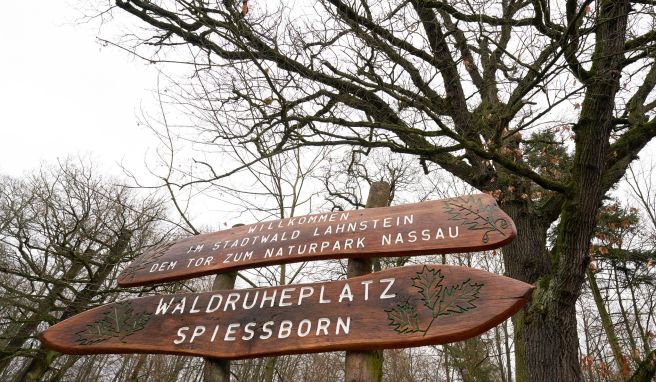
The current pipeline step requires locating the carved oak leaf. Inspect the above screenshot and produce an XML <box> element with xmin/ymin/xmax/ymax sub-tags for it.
<box><xmin>386</xmin><ymin>267</ymin><xmax>484</xmax><ymax>336</ymax></box>
<box><xmin>443</xmin><ymin>196</ymin><xmax>509</xmax><ymax>243</ymax></box>
<box><xmin>120</xmin><ymin>241</ymin><xmax>172</xmax><ymax>283</ymax></box>
<box><xmin>412</xmin><ymin>265</ymin><xmax>444</xmax><ymax>310</ymax></box>
<box><xmin>76</xmin><ymin>302</ymin><xmax>151</xmax><ymax>345</ymax></box>
<box><xmin>386</xmin><ymin>301</ymin><xmax>421</xmax><ymax>334</ymax></box>
<box><xmin>437</xmin><ymin>279</ymin><xmax>483</xmax><ymax>316</ymax></box>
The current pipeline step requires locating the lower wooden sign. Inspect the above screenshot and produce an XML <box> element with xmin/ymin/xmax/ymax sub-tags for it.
<box><xmin>41</xmin><ymin>265</ymin><xmax>533</xmax><ymax>359</ymax></box>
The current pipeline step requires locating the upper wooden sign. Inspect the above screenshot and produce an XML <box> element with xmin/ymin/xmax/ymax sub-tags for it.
<box><xmin>117</xmin><ymin>194</ymin><xmax>516</xmax><ymax>287</ymax></box>
<box><xmin>42</xmin><ymin>265</ymin><xmax>533</xmax><ymax>359</ymax></box>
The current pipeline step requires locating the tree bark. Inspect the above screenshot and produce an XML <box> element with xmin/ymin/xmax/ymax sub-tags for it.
<box><xmin>500</xmin><ymin>201</ymin><xmax>552</xmax><ymax>381</ymax></box>
<box><xmin>344</xmin><ymin>181</ymin><xmax>389</xmax><ymax>382</ymax></box>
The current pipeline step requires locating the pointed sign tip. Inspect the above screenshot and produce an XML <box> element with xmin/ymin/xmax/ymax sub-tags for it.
<box><xmin>40</xmin><ymin>326</ymin><xmax>64</xmax><ymax>354</ymax></box>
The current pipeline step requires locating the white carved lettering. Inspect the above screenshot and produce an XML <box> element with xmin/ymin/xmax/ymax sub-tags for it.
<box><xmin>173</xmin><ymin>327</ymin><xmax>189</xmax><ymax>344</ymax></box>
<box><xmin>380</xmin><ymin>278</ymin><xmax>397</xmax><ymax>299</ymax></box>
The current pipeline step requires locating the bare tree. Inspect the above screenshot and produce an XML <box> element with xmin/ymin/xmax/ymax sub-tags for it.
<box><xmin>0</xmin><ymin>159</ymin><xmax>169</xmax><ymax>381</ymax></box>
<box><xmin>89</xmin><ymin>0</ymin><xmax>656</xmax><ymax>379</ymax></box>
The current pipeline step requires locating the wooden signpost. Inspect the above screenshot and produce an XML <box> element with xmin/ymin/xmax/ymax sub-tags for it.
<box><xmin>41</xmin><ymin>265</ymin><xmax>533</xmax><ymax>359</ymax></box>
<box><xmin>41</xmin><ymin>192</ymin><xmax>533</xmax><ymax>375</ymax></box>
<box><xmin>117</xmin><ymin>194</ymin><xmax>516</xmax><ymax>287</ymax></box>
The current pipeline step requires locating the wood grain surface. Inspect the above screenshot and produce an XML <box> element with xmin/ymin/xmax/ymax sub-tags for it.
<box><xmin>43</xmin><ymin>265</ymin><xmax>533</xmax><ymax>359</ymax></box>
<box><xmin>118</xmin><ymin>194</ymin><xmax>516</xmax><ymax>287</ymax></box>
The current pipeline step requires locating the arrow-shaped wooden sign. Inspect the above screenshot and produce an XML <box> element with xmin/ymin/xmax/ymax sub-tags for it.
<box><xmin>118</xmin><ymin>194</ymin><xmax>516</xmax><ymax>287</ymax></box>
<box><xmin>42</xmin><ymin>265</ymin><xmax>532</xmax><ymax>359</ymax></box>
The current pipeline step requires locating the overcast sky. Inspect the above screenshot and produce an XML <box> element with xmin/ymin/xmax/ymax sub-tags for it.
<box><xmin>0</xmin><ymin>1</ymin><xmax>159</xmax><ymax>178</ymax></box>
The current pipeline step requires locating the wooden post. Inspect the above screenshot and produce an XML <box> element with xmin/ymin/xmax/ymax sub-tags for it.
<box><xmin>204</xmin><ymin>223</ymin><xmax>242</xmax><ymax>382</ymax></box>
<box><xmin>344</xmin><ymin>181</ymin><xmax>390</xmax><ymax>382</ymax></box>
<box><xmin>203</xmin><ymin>271</ymin><xmax>237</xmax><ymax>382</ymax></box>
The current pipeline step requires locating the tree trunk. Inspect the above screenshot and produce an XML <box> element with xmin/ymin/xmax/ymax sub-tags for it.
<box><xmin>127</xmin><ymin>354</ymin><xmax>148</xmax><ymax>382</ymax></box>
<box><xmin>501</xmin><ymin>200</ymin><xmax>582</xmax><ymax>382</ymax></box>
<box><xmin>263</xmin><ymin>357</ymin><xmax>277</xmax><ymax>382</ymax></box>
<box><xmin>445</xmin><ymin>338</ymin><xmax>501</xmax><ymax>382</ymax></box>
<box><xmin>506</xmin><ymin>193</ymin><xmax>605</xmax><ymax>382</ymax></box>
<box><xmin>46</xmin><ymin>355</ymin><xmax>79</xmax><ymax>382</ymax></box>
<box><xmin>504</xmin><ymin>1</ymin><xmax>631</xmax><ymax>379</ymax></box>
<box><xmin>588</xmin><ymin>269</ymin><xmax>631</xmax><ymax>376</ymax></box>
<box><xmin>494</xmin><ymin>326</ymin><xmax>507</xmax><ymax>382</ymax></box>
<box><xmin>344</xmin><ymin>181</ymin><xmax>389</xmax><ymax>382</ymax></box>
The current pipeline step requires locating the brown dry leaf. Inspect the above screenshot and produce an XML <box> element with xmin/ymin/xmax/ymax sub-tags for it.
<box><xmin>514</xmin><ymin>132</ymin><xmax>522</xmax><ymax>142</ymax></box>
<box><xmin>241</xmin><ymin>0</ymin><xmax>248</xmax><ymax>16</ymax></box>
<box><xmin>463</xmin><ymin>58</ymin><xmax>473</xmax><ymax>70</ymax></box>
<box><xmin>598</xmin><ymin>362</ymin><xmax>610</xmax><ymax>379</ymax></box>
<box><xmin>581</xmin><ymin>355</ymin><xmax>593</xmax><ymax>369</ymax></box>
